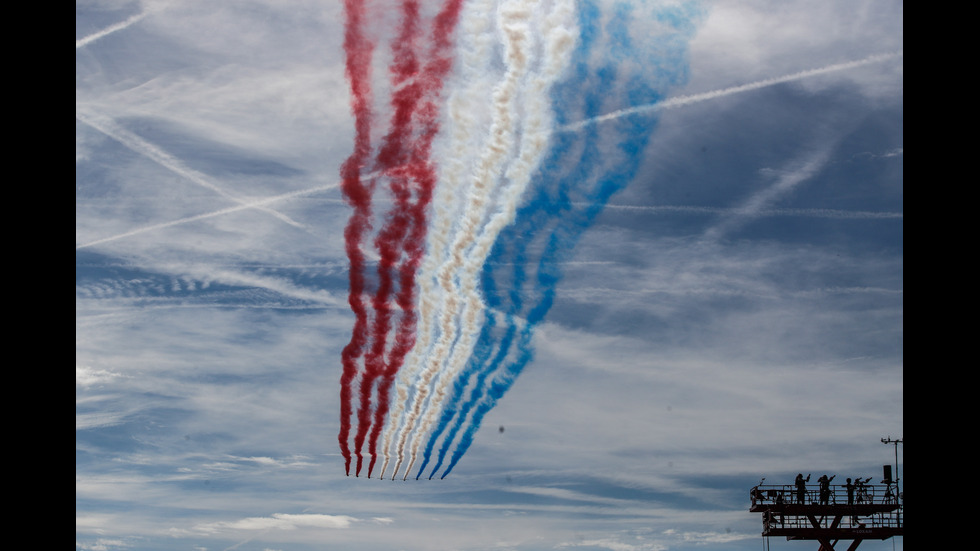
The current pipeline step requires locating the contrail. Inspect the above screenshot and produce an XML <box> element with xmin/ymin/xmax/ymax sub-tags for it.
<box><xmin>76</xmin><ymin>8</ymin><xmax>152</xmax><ymax>49</ymax></box>
<box><xmin>560</xmin><ymin>50</ymin><xmax>903</xmax><ymax>132</ymax></box>
<box><xmin>76</xmin><ymin>182</ymin><xmax>341</xmax><ymax>250</ymax></box>
<box><xmin>702</xmin><ymin>147</ymin><xmax>833</xmax><ymax>241</ymax></box>
<box><xmin>76</xmin><ymin>109</ymin><xmax>306</xmax><ymax>229</ymax></box>
<box><xmin>596</xmin><ymin>203</ymin><xmax>903</xmax><ymax>219</ymax></box>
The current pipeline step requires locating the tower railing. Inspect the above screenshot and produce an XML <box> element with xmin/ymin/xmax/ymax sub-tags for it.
<box><xmin>750</xmin><ymin>483</ymin><xmax>901</xmax><ymax>508</ymax></box>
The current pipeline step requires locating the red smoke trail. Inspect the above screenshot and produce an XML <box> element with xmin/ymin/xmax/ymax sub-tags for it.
<box><xmin>351</xmin><ymin>0</ymin><xmax>423</xmax><ymax>478</ymax></box>
<box><xmin>338</xmin><ymin>0</ymin><xmax>376</xmax><ymax>476</ymax></box>
<box><xmin>365</xmin><ymin>134</ymin><xmax>437</xmax><ymax>478</ymax></box>
<box><xmin>366</xmin><ymin>0</ymin><xmax>466</xmax><ymax>478</ymax></box>
<box><xmin>353</xmin><ymin>0</ymin><xmax>465</xmax><ymax>478</ymax></box>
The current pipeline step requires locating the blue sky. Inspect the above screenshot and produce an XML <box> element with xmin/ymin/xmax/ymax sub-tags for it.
<box><xmin>76</xmin><ymin>1</ymin><xmax>903</xmax><ymax>550</ymax></box>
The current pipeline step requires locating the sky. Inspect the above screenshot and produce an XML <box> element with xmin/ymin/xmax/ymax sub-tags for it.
<box><xmin>76</xmin><ymin>1</ymin><xmax>903</xmax><ymax>550</ymax></box>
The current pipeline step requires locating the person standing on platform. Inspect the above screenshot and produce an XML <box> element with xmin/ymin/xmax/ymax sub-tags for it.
<box><xmin>795</xmin><ymin>473</ymin><xmax>810</xmax><ymax>504</ymax></box>
<box><xmin>818</xmin><ymin>474</ymin><xmax>836</xmax><ymax>504</ymax></box>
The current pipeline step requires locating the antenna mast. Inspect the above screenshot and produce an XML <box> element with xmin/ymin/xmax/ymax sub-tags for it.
<box><xmin>881</xmin><ymin>436</ymin><xmax>902</xmax><ymax>486</ymax></box>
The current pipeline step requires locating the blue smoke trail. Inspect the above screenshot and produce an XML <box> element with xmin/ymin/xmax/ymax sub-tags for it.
<box><xmin>421</xmin><ymin>0</ymin><xmax>705</xmax><ymax>479</ymax></box>
<box><xmin>412</xmin><ymin>0</ymin><xmax>602</xmax><ymax>479</ymax></box>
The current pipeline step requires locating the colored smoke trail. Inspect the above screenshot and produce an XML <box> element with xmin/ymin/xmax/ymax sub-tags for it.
<box><xmin>384</xmin><ymin>0</ymin><xmax>578</xmax><ymax>480</ymax></box>
<box><xmin>338</xmin><ymin>0</ymin><xmax>704</xmax><ymax>479</ymax></box>
<box><xmin>337</xmin><ymin>0</ymin><xmax>375</xmax><ymax>477</ymax></box>
<box><xmin>419</xmin><ymin>0</ymin><xmax>705</xmax><ymax>479</ymax></box>
<box><xmin>379</xmin><ymin>0</ymin><xmax>505</xmax><ymax>480</ymax></box>
<box><xmin>351</xmin><ymin>0</ymin><xmax>422</xmax><ymax>478</ymax></box>
<box><xmin>338</xmin><ymin>0</ymin><xmax>463</xmax><ymax>478</ymax></box>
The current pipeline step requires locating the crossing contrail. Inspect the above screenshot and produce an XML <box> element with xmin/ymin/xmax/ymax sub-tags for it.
<box><xmin>76</xmin><ymin>109</ymin><xmax>307</xmax><ymax>229</ymax></box>
<box><xmin>76</xmin><ymin>182</ymin><xmax>340</xmax><ymax>250</ymax></box>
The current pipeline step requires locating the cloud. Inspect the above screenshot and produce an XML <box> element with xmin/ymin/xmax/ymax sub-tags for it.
<box><xmin>77</xmin><ymin>365</ymin><xmax>125</xmax><ymax>387</ymax></box>
<box><xmin>558</xmin><ymin>538</ymin><xmax>668</xmax><ymax>551</ymax></box>
<box><xmin>193</xmin><ymin>513</ymin><xmax>358</xmax><ymax>533</ymax></box>
<box><xmin>555</xmin><ymin>528</ymin><xmax>756</xmax><ymax>551</ymax></box>
<box><xmin>74</xmin><ymin>538</ymin><xmax>134</xmax><ymax>551</ymax></box>
<box><xmin>687</xmin><ymin>0</ymin><xmax>903</xmax><ymax>93</ymax></box>
<box><xmin>76</xmin><ymin>411</ymin><xmax>128</xmax><ymax>431</ymax></box>
<box><xmin>668</xmin><ymin>528</ymin><xmax>754</xmax><ymax>544</ymax></box>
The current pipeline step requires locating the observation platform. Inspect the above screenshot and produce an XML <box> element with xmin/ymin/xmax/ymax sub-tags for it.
<box><xmin>749</xmin><ymin>482</ymin><xmax>903</xmax><ymax>550</ymax></box>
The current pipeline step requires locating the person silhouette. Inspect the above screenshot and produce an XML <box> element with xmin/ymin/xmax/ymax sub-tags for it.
<box><xmin>795</xmin><ymin>473</ymin><xmax>810</xmax><ymax>504</ymax></box>
<box><xmin>818</xmin><ymin>474</ymin><xmax>836</xmax><ymax>504</ymax></box>
<box><xmin>844</xmin><ymin>478</ymin><xmax>856</xmax><ymax>505</ymax></box>
<box><xmin>855</xmin><ymin>476</ymin><xmax>872</xmax><ymax>503</ymax></box>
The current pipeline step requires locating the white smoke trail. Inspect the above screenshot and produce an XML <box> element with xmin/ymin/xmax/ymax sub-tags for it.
<box><xmin>377</xmin><ymin>0</ymin><xmax>501</xmax><ymax>481</ymax></box>
<box><xmin>388</xmin><ymin>0</ymin><xmax>577</xmax><ymax>480</ymax></box>
<box><xmin>382</xmin><ymin>0</ymin><xmax>504</xmax><ymax>480</ymax></box>
<box><xmin>560</xmin><ymin>50</ymin><xmax>903</xmax><ymax>132</ymax></box>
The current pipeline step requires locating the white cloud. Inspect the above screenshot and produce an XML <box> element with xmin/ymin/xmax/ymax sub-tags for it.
<box><xmin>74</xmin><ymin>538</ymin><xmax>133</xmax><ymax>551</ymax></box>
<box><xmin>194</xmin><ymin>513</ymin><xmax>357</xmax><ymax>533</ymax></box>
<box><xmin>76</xmin><ymin>365</ymin><xmax>124</xmax><ymax>387</ymax></box>
<box><xmin>558</xmin><ymin>538</ymin><xmax>667</xmax><ymax>551</ymax></box>
<box><xmin>687</xmin><ymin>0</ymin><xmax>902</xmax><ymax>94</ymax></box>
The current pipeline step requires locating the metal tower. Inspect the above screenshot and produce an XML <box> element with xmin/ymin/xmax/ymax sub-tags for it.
<box><xmin>749</xmin><ymin>461</ymin><xmax>903</xmax><ymax>550</ymax></box>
